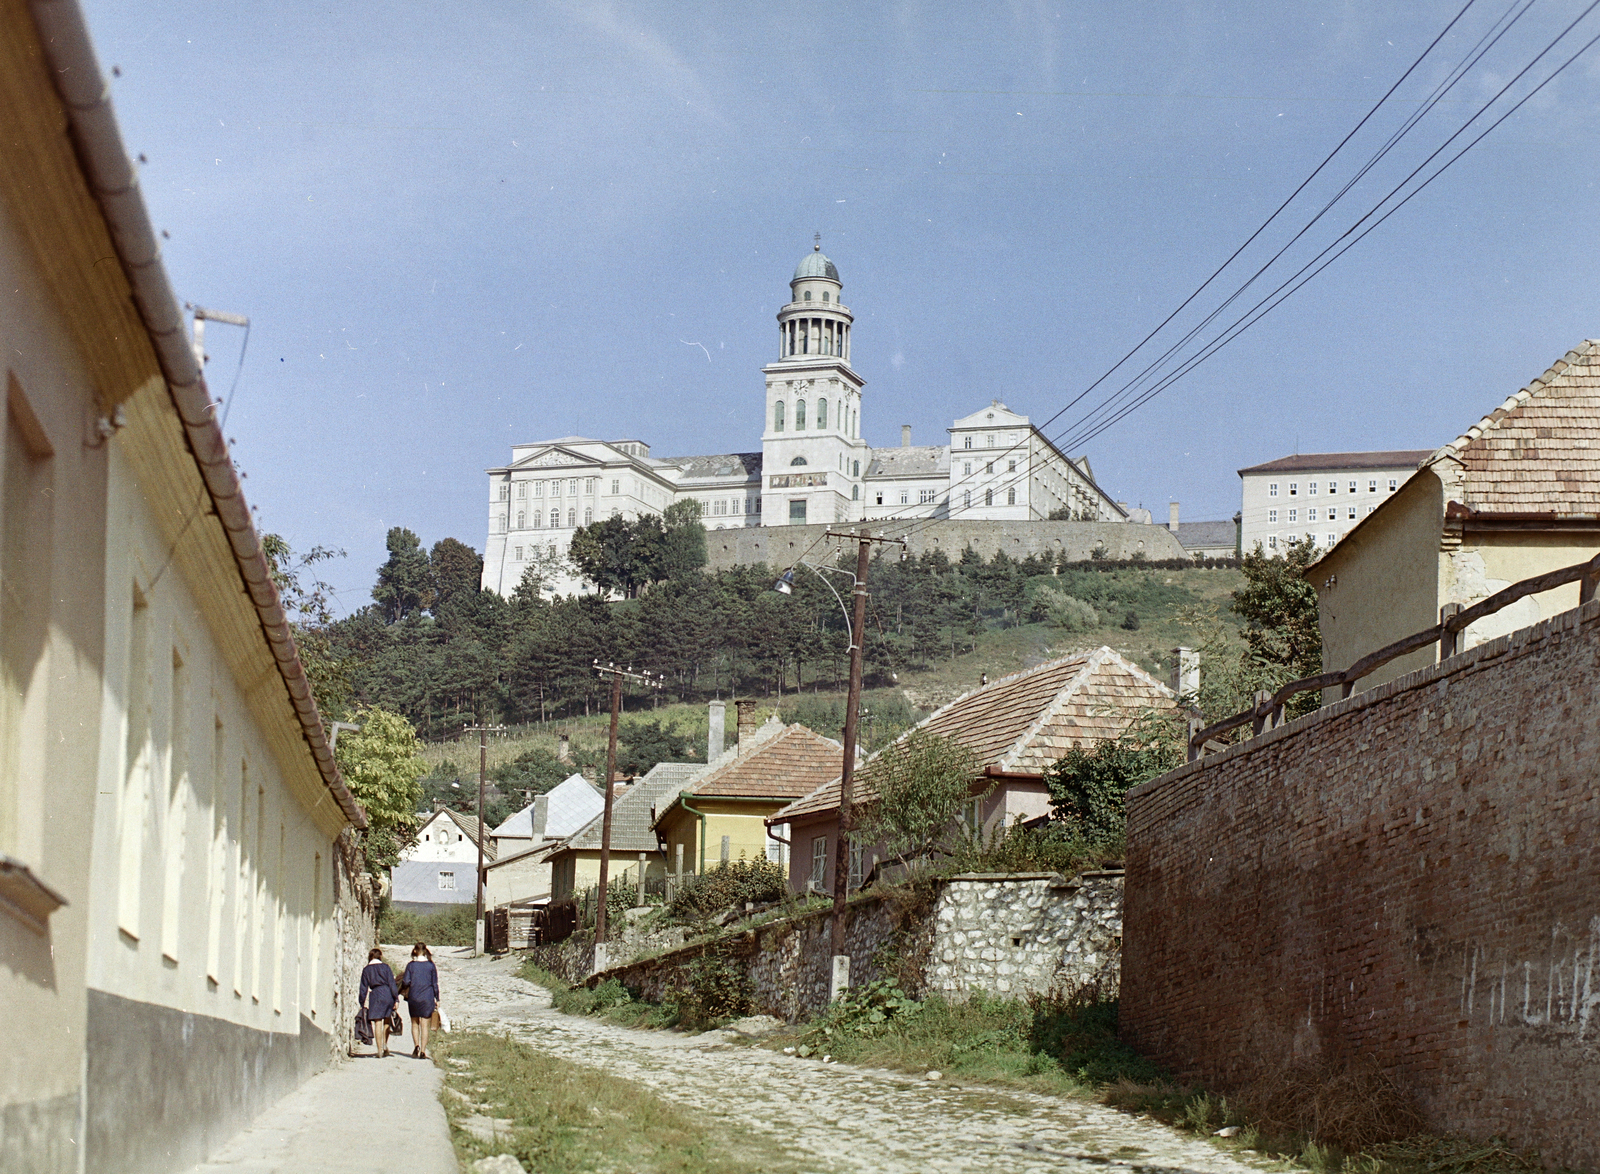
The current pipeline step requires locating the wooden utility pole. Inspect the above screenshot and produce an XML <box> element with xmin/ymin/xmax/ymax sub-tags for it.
<box><xmin>591</xmin><ymin>661</ymin><xmax>661</xmax><ymax>945</ymax></box>
<box><xmin>462</xmin><ymin>722</ymin><xmax>505</xmax><ymax>955</ymax></box>
<box><xmin>821</xmin><ymin>530</ymin><xmax>906</xmax><ymax>960</ymax></box>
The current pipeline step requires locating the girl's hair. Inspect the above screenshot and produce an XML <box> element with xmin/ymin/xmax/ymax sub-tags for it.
<box><xmin>368</xmin><ymin>947</ymin><xmax>384</xmax><ymax>962</ymax></box>
<box><xmin>412</xmin><ymin>942</ymin><xmax>431</xmax><ymax>959</ymax></box>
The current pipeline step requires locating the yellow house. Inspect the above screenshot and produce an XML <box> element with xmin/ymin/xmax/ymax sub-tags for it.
<box><xmin>1</xmin><ymin>4</ymin><xmax>366</xmax><ymax>1170</ymax></box>
<box><xmin>544</xmin><ymin>762</ymin><xmax>706</xmax><ymax>899</ymax></box>
<box><xmin>653</xmin><ymin>720</ymin><xmax>847</xmax><ymax>878</ymax></box>
<box><xmin>1314</xmin><ymin>339</ymin><xmax>1600</xmax><ymax>696</ymax></box>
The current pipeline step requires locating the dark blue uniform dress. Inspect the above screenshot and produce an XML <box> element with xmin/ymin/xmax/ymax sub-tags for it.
<box><xmin>402</xmin><ymin>959</ymin><xmax>440</xmax><ymax>1019</ymax></box>
<box><xmin>359</xmin><ymin>961</ymin><xmax>398</xmax><ymax>1022</ymax></box>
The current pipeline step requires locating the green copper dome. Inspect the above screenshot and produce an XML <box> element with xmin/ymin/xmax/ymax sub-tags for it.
<box><xmin>793</xmin><ymin>247</ymin><xmax>840</xmax><ymax>282</ymax></box>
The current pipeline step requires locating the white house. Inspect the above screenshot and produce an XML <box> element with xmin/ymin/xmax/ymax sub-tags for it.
<box><xmin>2</xmin><ymin>6</ymin><xmax>368</xmax><ymax>1169</ymax></box>
<box><xmin>390</xmin><ymin>810</ymin><xmax>494</xmax><ymax>913</ymax></box>
<box><xmin>480</xmin><ymin>246</ymin><xmax>1128</xmax><ymax>596</ymax></box>
<box><xmin>489</xmin><ymin>772</ymin><xmax>604</xmax><ymax>857</ymax></box>
<box><xmin>1238</xmin><ymin>451</ymin><xmax>1432</xmax><ymax>556</ymax></box>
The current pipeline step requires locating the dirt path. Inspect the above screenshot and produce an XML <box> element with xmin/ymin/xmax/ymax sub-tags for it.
<box><xmin>431</xmin><ymin>949</ymin><xmax>1269</xmax><ymax>1174</ymax></box>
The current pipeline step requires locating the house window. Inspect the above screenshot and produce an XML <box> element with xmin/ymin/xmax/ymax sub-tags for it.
<box><xmin>875</xmin><ymin>492</ymin><xmax>883</xmax><ymax>505</ymax></box>
<box><xmin>963</xmin><ymin>490</ymin><xmax>971</xmax><ymax>508</ymax></box>
<box><xmin>766</xmin><ymin>824</ymin><xmax>789</xmax><ymax>865</ymax></box>
<box><xmin>848</xmin><ymin>843</ymin><xmax>864</xmax><ymax>890</ymax></box>
<box><xmin>774</xmin><ymin>401</ymin><xmax>785</xmax><ymax>432</ymax></box>
<box><xmin>1326</xmin><ymin>533</ymin><xmax>1336</xmax><ymax>547</ymax></box>
<box><xmin>498</xmin><ymin>484</ymin><xmax>509</xmax><ymax>501</ymax></box>
<box><xmin>1307</xmin><ymin>508</ymin><xmax>1317</xmax><ymax>522</ymax></box>
<box><xmin>1347</xmin><ymin>506</ymin><xmax>1357</xmax><ymax>520</ymax></box>
<box><xmin>568</xmin><ymin>479</ymin><xmax>577</xmax><ymax>495</ymax></box>
<box><xmin>516</xmin><ymin>511</ymin><xmax>524</xmax><ymax>528</ymax></box>
<box><xmin>1008</xmin><ymin>459</ymin><xmax>1017</xmax><ymax>473</ymax></box>
<box><xmin>1348</xmin><ymin>481</ymin><xmax>1357</xmax><ymax>493</ymax></box>
<box><xmin>1289</xmin><ymin>483</ymin><xmax>1298</xmax><ymax>496</ymax></box>
<box><xmin>961</xmin><ymin>797</ymin><xmax>983</xmax><ymax>835</ymax></box>
<box><xmin>534</xmin><ymin>481</ymin><xmax>544</xmax><ymax>496</ymax></box>
<box><xmin>611</xmin><ymin>479</ymin><xmax>620</xmax><ymax>495</ymax></box>
<box><xmin>985</xmin><ymin>434</ymin><xmax>994</xmax><ymax>447</ymax></box>
<box><xmin>516</xmin><ymin>482</ymin><xmax>526</xmax><ymax>499</ymax></box>
<box><xmin>1366</xmin><ymin>504</ymin><xmax>1376</xmax><ymax>514</ymax></box>
<box><xmin>1269</xmin><ymin>483</ymin><xmax>1278</xmax><ymax>497</ymax></box>
<box><xmin>985</xmin><ymin>462</ymin><xmax>994</xmax><ymax>474</ymax></box>
<box><xmin>552</xmin><ymin>480</ymin><xmax>562</xmax><ymax>497</ymax></box>
<box><xmin>796</xmin><ymin>400</ymin><xmax>807</xmax><ymax>429</ymax></box>
<box><xmin>513</xmin><ymin>546</ymin><xmax>523</xmax><ymax>560</ymax></box>
<box><xmin>438</xmin><ymin>871</ymin><xmax>455</xmax><ymax>891</ymax></box>
<box><xmin>963</xmin><ymin>436</ymin><xmax>972</xmax><ymax>449</ymax></box>
<box><xmin>1268</xmin><ymin>536</ymin><xmax>1278</xmax><ymax>550</ymax></box>
<box><xmin>567</xmin><ymin>508</ymin><xmax>576</xmax><ymax>527</ymax></box>
<box><xmin>985</xmin><ymin>489</ymin><xmax>993</xmax><ymax>505</ymax></box>
<box><xmin>853</xmin><ymin>460</ymin><xmax>859</xmax><ymax>477</ymax></box>
<box><xmin>810</xmin><ymin>837</ymin><xmax>828</xmax><ymax>890</ymax></box>
<box><xmin>818</xmin><ymin>398</ymin><xmax>828</xmax><ymax>428</ymax></box>
<box><xmin>1268</xmin><ymin>509</ymin><xmax>1278</xmax><ymax>523</ymax></box>
<box><xmin>898</xmin><ymin>489</ymin><xmax>909</xmax><ymax>505</ymax></box>
<box><xmin>585</xmin><ymin>478</ymin><xmax>596</xmax><ymax>494</ymax></box>
<box><xmin>1368</xmin><ymin>480</ymin><xmax>1377</xmax><ymax>492</ymax></box>
<box><xmin>963</xmin><ymin>461</ymin><xmax>972</xmax><ymax>476</ymax></box>
<box><xmin>548</xmin><ymin>509</ymin><xmax>559</xmax><ymax>528</ymax></box>
<box><xmin>1007</xmin><ymin>488</ymin><xmax>1016</xmax><ymax>505</ymax></box>
<box><xmin>584</xmin><ymin>508</ymin><xmax>593</xmax><ymax>525</ymax></box>
<box><xmin>1309</xmin><ymin>482</ymin><xmax>1319</xmax><ymax>495</ymax></box>
<box><xmin>1388</xmin><ymin>479</ymin><xmax>1398</xmax><ymax>492</ymax></box>
<box><xmin>1288</xmin><ymin>509</ymin><xmax>1298</xmax><ymax>523</ymax></box>
<box><xmin>789</xmin><ymin>499</ymin><xmax>807</xmax><ymax>524</ymax></box>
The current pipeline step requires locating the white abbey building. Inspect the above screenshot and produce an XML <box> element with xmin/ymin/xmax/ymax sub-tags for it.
<box><xmin>481</xmin><ymin>245</ymin><xmax>1126</xmax><ymax>595</ymax></box>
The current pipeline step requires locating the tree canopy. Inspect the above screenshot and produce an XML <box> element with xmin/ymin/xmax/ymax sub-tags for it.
<box><xmin>334</xmin><ymin>705</ymin><xmax>427</xmax><ymax>871</ymax></box>
<box><xmin>852</xmin><ymin>730</ymin><xmax>982</xmax><ymax>871</ymax></box>
<box><xmin>567</xmin><ymin>500</ymin><xmax>707</xmax><ymax>597</ymax></box>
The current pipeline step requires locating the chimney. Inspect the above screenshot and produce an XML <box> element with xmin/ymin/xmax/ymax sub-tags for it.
<box><xmin>901</xmin><ymin>424</ymin><xmax>911</xmax><ymax>447</ymax></box>
<box><xmin>1168</xmin><ymin>502</ymin><xmax>1180</xmax><ymax>533</ymax></box>
<box><xmin>557</xmin><ymin>732</ymin><xmax>570</xmax><ymax>762</ymax></box>
<box><xmin>1172</xmin><ymin>647</ymin><xmax>1200</xmax><ymax>697</ymax></box>
<box><xmin>707</xmin><ymin>699</ymin><xmax>726</xmax><ymax>761</ymax></box>
<box><xmin>735</xmin><ymin>698</ymin><xmax>759</xmax><ymax>749</ymax></box>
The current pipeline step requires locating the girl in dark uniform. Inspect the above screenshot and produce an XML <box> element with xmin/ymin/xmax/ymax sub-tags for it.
<box><xmin>358</xmin><ymin>947</ymin><xmax>399</xmax><ymax>1058</ymax></box>
<box><xmin>401</xmin><ymin>942</ymin><xmax>441</xmax><ymax>1059</ymax></box>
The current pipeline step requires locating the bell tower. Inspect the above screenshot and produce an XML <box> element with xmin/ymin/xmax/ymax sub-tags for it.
<box><xmin>761</xmin><ymin>238</ymin><xmax>868</xmax><ymax>527</ymax></box>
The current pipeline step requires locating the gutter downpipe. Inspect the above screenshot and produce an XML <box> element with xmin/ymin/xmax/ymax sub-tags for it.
<box><xmin>27</xmin><ymin>0</ymin><xmax>363</xmax><ymax>828</ymax></box>
<box><xmin>676</xmin><ymin>792</ymin><xmax>709</xmax><ymax>877</ymax></box>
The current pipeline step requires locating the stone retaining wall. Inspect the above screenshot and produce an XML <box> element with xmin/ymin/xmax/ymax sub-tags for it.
<box><xmin>584</xmin><ymin>870</ymin><xmax>1123</xmax><ymax>1021</ymax></box>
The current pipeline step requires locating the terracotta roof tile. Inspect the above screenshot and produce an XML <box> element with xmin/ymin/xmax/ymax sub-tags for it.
<box><xmin>771</xmin><ymin>647</ymin><xmax>1176</xmax><ymax>823</ymax></box>
<box><xmin>686</xmin><ymin>724</ymin><xmax>845</xmax><ymax>801</ymax></box>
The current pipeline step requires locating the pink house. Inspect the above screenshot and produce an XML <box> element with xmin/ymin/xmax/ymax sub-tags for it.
<box><xmin>770</xmin><ymin>647</ymin><xmax>1177</xmax><ymax>893</ymax></box>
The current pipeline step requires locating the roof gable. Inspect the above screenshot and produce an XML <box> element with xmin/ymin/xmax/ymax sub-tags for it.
<box><xmin>1429</xmin><ymin>339</ymin><xmax>1600</xmax><ymax>516</ymax></box>
<box><xmin>685</xmin><ymin>724</ymin><xmax>845</xmax><ymax>801</ymax></box>
<box><xmin>951</xmin><ymin>401</ymin><xmax>1029</xmax><ymax>429</ymax></box>
<box><xmin>556</xmin><ymin>761</ymin><xmax>709</xmax><ymax>855</ymax></box>
<box><xmin>771</xmin><ymin>648</ymin><xmax>1175</xmax><ymax>823</ymax></box>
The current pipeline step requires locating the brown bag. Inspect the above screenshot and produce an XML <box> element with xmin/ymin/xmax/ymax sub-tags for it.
<box><xmin>429</xmin><ymin>1009</ymin><xmax>441</xmax><ymax>1029</ymax></box>
<box><xmin>388</xmin><ymin>1010</ymin><xmax>404</xmax><ymax>1036</ymax></box>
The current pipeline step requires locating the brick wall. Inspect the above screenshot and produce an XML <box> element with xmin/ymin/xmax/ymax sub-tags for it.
<box><xmin>1122</xmin><ymin>601</ymin><xmax>1600</xmax><ymax>1169</ymax></box>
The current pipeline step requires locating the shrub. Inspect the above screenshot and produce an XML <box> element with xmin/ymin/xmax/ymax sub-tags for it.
<box><xmin>667</xmin><ymin>858</ymin><xmax>787</xmax><ymax>923</ymax></box>
<box><xmin>1027</xmin><ymin>997</ymin><xmax>1167</xmax><ymax>1085</ymax></box>
<box><xmin>796</xmin><ymin>979</ymin><xmax>923</xmax><ymax>1057</ymax></box>
<box><xmin>1120</xmin><ymin>610</ymin><xmax>1140</xmax><ymax>630</ymax></box>
<box><xmin>673</xmin><ymin>944</ymin><xmax>751</xmax><ymax>1028</ymax></box>
<box><xmin>378</xmin><ymin>901</ymin><xmax>476</xmax><ymax>947</ymax></box>
<box><xmin>1037</xmin><ymin>589</ymin><xmax>1098</xmax><ymax>632</ymax></box>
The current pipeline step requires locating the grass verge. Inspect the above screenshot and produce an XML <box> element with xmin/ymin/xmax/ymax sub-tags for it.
<box><xmin>519</xmin><ymin>960</ymin><xmax>684</xmax><ymax>1030</ymax></box>
<box><xmin>433</xmin><ymin>1029</ymin><xmax>797</xmax><ymax>1174</ymax></box>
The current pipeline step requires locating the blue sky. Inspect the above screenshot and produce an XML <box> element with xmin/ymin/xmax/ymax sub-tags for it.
<box><xmin>80</xmin><ymin>1</ymin><xmax>1600</xmax><ymax>613</ymax></box>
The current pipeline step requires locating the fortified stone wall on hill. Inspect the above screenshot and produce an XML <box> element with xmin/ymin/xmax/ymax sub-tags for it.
<box><xmin>702</xmin><ymin>520</ymin><xmax>1188</xmax><ymax>573</ymax></box>
<box><xmin>1122</xmin><ymin>601</ymin><xmax>1600</xmax><ymax>1170</ymax></box>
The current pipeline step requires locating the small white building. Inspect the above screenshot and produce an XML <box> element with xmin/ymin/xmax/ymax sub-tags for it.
<box><xmin>391</xmin><ymin>810</ymin><xmax>495</xmax><ymax>913</ymax></box>
<box><xmin>1238</xmin><ymin>451</ymin><xmax>1432</xmax><ymax>557</ymax></box>
<box><xmin>489</xmin><ymin>773</ymin><xmax>604</xmax><ymax>858</ymax></box>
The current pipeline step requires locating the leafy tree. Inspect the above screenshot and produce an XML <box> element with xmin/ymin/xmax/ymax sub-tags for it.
<box><xmin>1234</xmin><ymin>537</ymin><xmax>1322</xmax><ymax>679</ymax></box>
<box><xmin>1045</xmin><ymin>712</ymin><xmax>1183</xmax><ymax>845</ymax></box>
<box><xmin>618</xmin><ymin>717</ymin><xmax>701</xmax><ymax>773</ymax></box>
<box><xmin>334</xmin><ymin>706</ymin><xmax>428</xmax><ymax>871</ymax></box>
<box><xmin>491</xmin><ymin>745</ymin><xmax>576</xmax><ymax>793</ymax></box>
<box><xmin>429</xmin><ymin>537</ymin><xmax>482</xmax><ymax>610</ymax></box>
<box><xmin>657</xmin><ymin>499</ymin><xmax>708</xmax><ymax>580</ymax></box>
<box><xmin>852</xmin><ymin>730</ymin><xmax>984</xmax><ymax>872</ymax></box>
<box><xmin>1036</xmin><ymin>588</ymin><xmax>1098</xmax><ymax>631</ymax></box>
<box><xmin>262</xmin><ymin>533</ymin><xmax>351</xmax><ymax>724</ymax></box>
<box><xmin>568</xmin><ymin>514</ymin><xmax>644</xmax><ymax>597</ymax></box>
<box><xmin>373</xmin><ymin>527</ymin><xmax>434</xmax><ymax>623</ymax></box>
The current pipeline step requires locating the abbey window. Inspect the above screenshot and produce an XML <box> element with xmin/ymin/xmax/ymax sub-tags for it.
<box><xmin>817</xmin><ymin>398</ymin><xmax>828</xmax><ymax>428</ymax></box>
<box><xmin>774</xmin><ymin>401</ymin><xmax>785</xmax><ymax>432</ymax></box>
<box><xmin>796</xmin><ymin>400</ymin><xmax>807</xmax><ymax>429</ymax></box>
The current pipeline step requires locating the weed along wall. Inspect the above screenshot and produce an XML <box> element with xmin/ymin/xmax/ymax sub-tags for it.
<box><xmin>587</xmin><ymin>870</ymin><xmax>1123</xmax><ymax>1021</ymax></box>
<box><xmin>1121</xmin><ymin>601</ymin><xmax>1600</xmax><ymax>1170</ymax></box>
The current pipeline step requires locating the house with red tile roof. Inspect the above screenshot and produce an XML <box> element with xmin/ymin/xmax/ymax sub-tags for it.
<box><xmin>769</xmin><ymin>647</ymin><xmax>1177</xmax><ymax>894</ymax></box>
<box><xmin>652</xmin><ymin>718</ymin><xmax>852</xmax><ymax>879</ymax></box>
<box><xmin>1313</xmin><ymin>339</ymin><xmax>1600</xmax><ymax>697</ymax></box>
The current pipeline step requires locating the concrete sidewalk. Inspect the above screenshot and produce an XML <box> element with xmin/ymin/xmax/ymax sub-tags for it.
<box><xmin>184</xmin><ymin>1046</ymin><xmax>457</xmax><ymax>1173</ymax></box>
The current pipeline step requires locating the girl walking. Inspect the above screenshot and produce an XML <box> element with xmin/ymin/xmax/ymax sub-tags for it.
<box><xmin>358</xmin><ymin>947</ymin><xmax>399</xmax><ymax>1058</ymax></box>
<box><xmin>400</xmin><ymin>942</ymin><xmax>441</xmax><ymax>1059</ymax></box>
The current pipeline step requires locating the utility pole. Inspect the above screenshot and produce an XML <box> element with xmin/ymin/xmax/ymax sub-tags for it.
<box><xmin>591</xmin><ymin>661</ymin><xmax>661</xmax><ymax>946</ymax></box>
<box><xmin>462</xmin><ymin>722</ymin><xmax>505</xmax><ymax>956</ymax></box>
<box><xmin>821</xmin><ymin>529</ymin><xmax>906</xmax><ymax>964</ymax></box>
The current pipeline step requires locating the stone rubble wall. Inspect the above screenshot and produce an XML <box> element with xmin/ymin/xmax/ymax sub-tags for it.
<box><xmin>929</xmin><ymin>873</ymin><xmax>1122</xmax><ymax>999</ymax></box>
<box><xmin>584</xmin><ymin>871</ymin><xmax>1122</xmax><ymax>1021</ymax></box>
<box><xmin>332</xmin><ymin>832</ymin><xmax>379</xmax><ymax>1060</ymax></box>
<box><xmin>1122</xmin><ymin>601</ymin><xmax>1600</xmax><ymax>1171</ymax></box>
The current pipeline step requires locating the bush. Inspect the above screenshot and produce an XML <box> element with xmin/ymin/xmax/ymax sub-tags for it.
<box><xmin>1027</xmin><ymin>997</ymin><xmax>1167</xmax><ymax>1085</ymax></box>
<box><xmin>795</xmin><ymin>979</ymin><xmax>923</xmax><ymax>1056</ymax></box>
<box><xmin>1037</xmin><ymin>589</ymin><xmax>1098</xmax><ymax>632</ymax></box>
<box><xmin>673</xmin><ymin>943</ymin><xmax>751</xmax><ymax>1028</ymax></box>
<box><xmin>667</xmin><ymin>858</ymin><xmax>787</xmax><ymax>923</ymax></box>
<box><xmin>378</xmin><ymin>901</ymin><xmax>476</xmax><ymax>947</ymax></box>
<box><xmin>953</xmin><ymin>821</ymin><xmax>1119</xmax><ymax>875</ymax></box>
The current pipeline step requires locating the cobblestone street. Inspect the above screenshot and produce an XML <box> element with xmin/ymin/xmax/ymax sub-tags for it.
<box><xmin>436</xmin><ymin>948</ymin><xmax>1267</xmax><ymax>1174</ymax></box>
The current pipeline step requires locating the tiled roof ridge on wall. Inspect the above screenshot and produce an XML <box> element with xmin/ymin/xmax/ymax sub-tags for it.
<box><xmin>1430</xmin><ymin>339</ymin><xmax>1600</xmax><ymax>466</ymax></box>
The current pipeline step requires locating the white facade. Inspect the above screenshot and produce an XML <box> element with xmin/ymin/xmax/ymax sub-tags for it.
<box><xmin>400</xmin><ymin>810</ymin><xmax>487</xmax><ymax>864</ymax></box>
<box><xmin>1238</xmin><ymin>451</ymin><xmax>1432</xmax><ymax>556</ymax></box>
<box><xmin>480</xmin><ymin>246</ymin><xmax>1127</xmax><ymax>596</ymax></box>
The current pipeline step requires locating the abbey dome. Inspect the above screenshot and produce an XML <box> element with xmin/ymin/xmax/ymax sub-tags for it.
<box><xmin>793</xmin><ymin>248</ymin><xmax>839</xmax><ymax>282</ymax></box>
